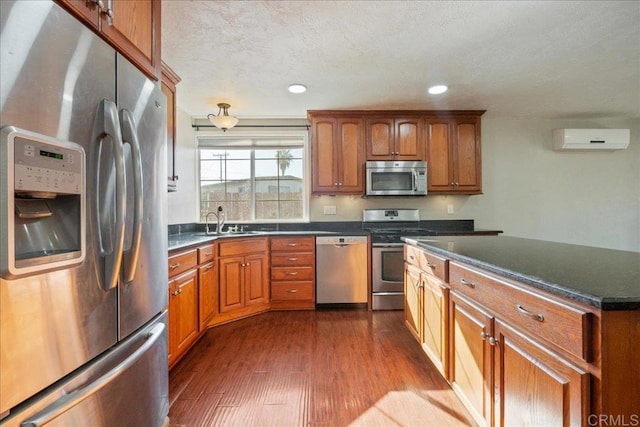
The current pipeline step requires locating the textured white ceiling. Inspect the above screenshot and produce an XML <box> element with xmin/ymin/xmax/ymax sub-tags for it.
<box><xmin>162</xmin><ymin>0</ymin><xmax>640</xmax><ymax>120</ymax></box>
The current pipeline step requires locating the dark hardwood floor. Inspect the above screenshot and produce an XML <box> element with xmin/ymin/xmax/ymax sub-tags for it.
<box><xmin>168</xmin><ymin>309</ymin><xmax>474</xmax><ymax>426</ymax></box>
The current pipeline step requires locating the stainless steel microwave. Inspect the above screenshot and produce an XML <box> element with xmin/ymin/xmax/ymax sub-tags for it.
<box><xmin>365</xmin><ymin>161</ymin><xmax>427</xmax><ymax>196</ymax></box>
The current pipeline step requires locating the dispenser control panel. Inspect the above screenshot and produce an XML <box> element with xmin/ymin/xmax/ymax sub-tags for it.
<box><xmin>14</xmin><ymin>136</ymin><xmax>83</xmax><ymax>195</ymax></box>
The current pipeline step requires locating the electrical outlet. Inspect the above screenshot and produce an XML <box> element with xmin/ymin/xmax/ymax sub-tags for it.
<box><xmin>447</xmin><ymin>204</ymin><xmax>454</xmax><ymax>215</ymax></box>
<box><xmin>324</xmin><ymin>205</ymin><xmax>337</xmax><ymax>215</ymax></box>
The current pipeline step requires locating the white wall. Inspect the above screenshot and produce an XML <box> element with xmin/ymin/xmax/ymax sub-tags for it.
<box><xmin>169</xmin><ymin>115</ymin><xmax>640</xmax><ymax>252</ymax></box>
<box><xmin>167</xmin><ymin>106</ymin><xmax>197</xmax><ymax>225</ymax></box>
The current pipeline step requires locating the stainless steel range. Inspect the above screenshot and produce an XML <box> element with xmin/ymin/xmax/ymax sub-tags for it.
<box><xmin>363</xmin><ymin>209</ymin><xmax>435</xmax><ymax>310</ymax></box>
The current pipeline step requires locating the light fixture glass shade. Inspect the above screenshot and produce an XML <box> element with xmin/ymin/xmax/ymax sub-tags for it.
<box><xmin>207</xmin><ymin>103</ymin><xmax>238</xmax><ymax>131</ymax></box>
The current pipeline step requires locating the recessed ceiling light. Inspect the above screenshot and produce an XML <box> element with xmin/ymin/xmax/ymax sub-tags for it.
<box><xmin>288</xmin><ymin>84</ymin><xmax>307</xmax><ymax>94</ymax></box>
<box><xmin>428</xmin><ymin>85</ymin><xmax>448</xmax><ymax>95</ymax></box>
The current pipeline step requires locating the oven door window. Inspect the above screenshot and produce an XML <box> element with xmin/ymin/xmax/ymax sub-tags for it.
<box><xmin>381</xmin><ymin>250</ymin><xmax>404</xmax><ymax>282</ymax></box>
<box><xmin>370</xmin><ymin>172</ymin><xmax>413</xmax><ymax>192</ymax></box>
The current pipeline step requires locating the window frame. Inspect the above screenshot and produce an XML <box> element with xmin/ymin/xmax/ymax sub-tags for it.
<box><xmin>196</xmin><ymin>130</ymin><xmax>310</xmax><ymax>223</ymax></box>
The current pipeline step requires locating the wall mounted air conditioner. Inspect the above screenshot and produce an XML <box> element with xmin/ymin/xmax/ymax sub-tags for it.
<box><xmin>553</xmin><ymin>129</ymin><xmax>630</xmax><ymax>150</ymax></box>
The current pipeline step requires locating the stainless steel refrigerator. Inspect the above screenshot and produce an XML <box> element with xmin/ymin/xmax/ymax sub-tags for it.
<box><xmin>0</xmin><ymin>1</ymin><xmax>169</xmax><ymax>425</ymax></box>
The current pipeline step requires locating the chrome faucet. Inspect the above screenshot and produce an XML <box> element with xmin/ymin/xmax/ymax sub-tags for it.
<box><xmin>205</xmin><ymin>206</ymin><xmax>225</xmax><ymax>235</ymax></box>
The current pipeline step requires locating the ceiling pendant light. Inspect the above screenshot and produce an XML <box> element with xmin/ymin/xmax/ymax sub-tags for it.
<box><xmin>207</xmin><ymin>103</ymin><xmax>239</xmax><ymax>131</ymax></box>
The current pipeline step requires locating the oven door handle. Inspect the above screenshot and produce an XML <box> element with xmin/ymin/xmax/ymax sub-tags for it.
<box><xmin>372</xmin><ymin>244</ymin><xmax>404</xmax><ymax>248</ymax></box>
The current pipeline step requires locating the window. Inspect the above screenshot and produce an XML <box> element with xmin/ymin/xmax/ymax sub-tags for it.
<box><xmin>198</xmin><ymin>135</ymin><xmax>307</xmax><ymax>223</ymax></box>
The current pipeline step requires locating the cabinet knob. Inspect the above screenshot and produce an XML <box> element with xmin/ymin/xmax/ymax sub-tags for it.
<box><xmin>94</xmin><ymin>0</ymin><xmax>105</xmax><ymax>9</ymax></box>
<box><xmin>488</xmin><ymin>337</ymin><xmax>499</xmax><ymax>346</ymax></box>
<box><xmin>171</xmin><ymin>290</ymin><xmax>179</xmax><ymax>296</ymax></box>
<box><xmin>480</xmin><ymin>331</ymin><xmax>490</xmax><ymax>340</ymax></box>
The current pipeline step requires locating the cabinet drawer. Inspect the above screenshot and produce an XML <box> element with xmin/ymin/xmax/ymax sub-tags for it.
<box><xmin>449</xmin><ymin>261</ymin><xmax>591</xmax><ymax>361</ymax></box>
<box><xmin>198</xmin><ymin>244</ymin><xmax>215</xmax><ymax>264</ymax></box>
<box><xmin>270</xmin><ymin>236</ymin><xmax>315</xmax><ymax>252</ymax></box>
<box><xmin>271</xmin><ymin>252</ymin><xmax>314</xmax><ymax>267</ymax></box>
<box><xmin>404</xmin><ymin>245</ymin><xmax>448</xmax><ymax>282</ymax></box>
<box><xmin>168</xmin><ymin>249</ymin><xmax>197</xmax><ymax>277</ymax></box>
<box><xmin>219</xmin><ymin>238</ymin><xmax>267</xmax><ymax>257</ymax></box>
<box><xmin>271</xmin><ymin>281</ymin><xmax>314</xmax><ymax>301</ymax></box>
<box><xmin>271</xmin><ymin>266</ymin><xmax>314</xmax><ymax>281</ymax></box>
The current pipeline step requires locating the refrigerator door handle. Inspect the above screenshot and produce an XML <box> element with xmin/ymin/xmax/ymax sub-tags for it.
<box><xmin>119</xmin><ymin>109</ymin><xmax>143</xmax><ymax>283</ymax></box>
<box><xmin>93</xmin><ymin>99</ymin><xmax>127</xmax><ymax>291</ymax></box>
<box><xmin>20</xmin><ymin>322</ymin><xmax>165</xmax><ymax>427</ymax></box>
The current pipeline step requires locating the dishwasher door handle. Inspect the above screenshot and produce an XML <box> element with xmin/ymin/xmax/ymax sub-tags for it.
<box><xmin>334</xmin><ymin>243</ymin><xmax>351</xmax><ymax>248</ymax></box>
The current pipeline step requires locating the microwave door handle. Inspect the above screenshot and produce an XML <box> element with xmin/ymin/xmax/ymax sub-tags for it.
<box><xmin>92</xmin><ymin>99</ymin><xmax>126</xmax><ymax>292</ymax></box>
<box><xmin>119</xmin><ymin>109</ymin><xmax>143</xmax><ymax>284</ymax></box>
<box><xmin>413</xmin><ymin>171</ymin><xmax>418</xmax><ymax>191</ymax></box>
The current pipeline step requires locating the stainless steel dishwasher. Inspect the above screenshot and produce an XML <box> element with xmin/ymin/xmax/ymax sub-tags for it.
<box><xmin>316</xmin><ymin>236</ymin><xmax>368</xmax><ymax>305</ymax></box>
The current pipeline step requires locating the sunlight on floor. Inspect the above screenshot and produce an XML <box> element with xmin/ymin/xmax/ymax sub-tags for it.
<box><xmin>349</xmin><ymin>390</ymin><xmax>471</xmax><ymax>426</ymax></box>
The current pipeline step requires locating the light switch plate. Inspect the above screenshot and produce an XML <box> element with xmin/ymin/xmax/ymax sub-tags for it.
<box><xmin>324</xmin><ymin>205</ymin><xmax>337</xmax><ymax>215</ymax></box>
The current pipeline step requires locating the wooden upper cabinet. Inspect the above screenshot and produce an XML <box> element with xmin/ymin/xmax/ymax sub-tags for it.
<box><xmin>161</xmin><ymin>62</ymin><xmax>181</xmax><ymax>188</ymax></box>
<box><xmin>426</xmin><ymin>114</ymin><xmax>482</xmax><ymax>194</ymax></box>
<box><xmin>309</xmin><ymin>115</ymin><xmax>364</xmax><ymax>194</ymax></box>
<box><xmin>366</xmin><ymin>117</ymin><xmax>423</xmax><ymax>161</ymax></box>
<box><xmin>55</xmin><ymin>0</ymin><xmax>161</xmax><ymax>80</ymax></box>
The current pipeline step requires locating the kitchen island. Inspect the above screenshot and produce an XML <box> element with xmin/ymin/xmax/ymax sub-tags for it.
<box><xmin>402</xmin><ymin>235</ymin><xmax>639</xmax><ymax>426</ymax></box>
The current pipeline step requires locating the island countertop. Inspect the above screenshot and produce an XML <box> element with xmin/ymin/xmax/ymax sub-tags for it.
<box><xmin>403</xmin><ymin>235</ymin><xmax>640</xmax><ymax>311</ymax></box>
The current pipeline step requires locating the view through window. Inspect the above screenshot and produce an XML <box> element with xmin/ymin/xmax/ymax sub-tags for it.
<box><xmin>199</xmin><ymin>143</ymin><xmax>306</xmax><ymax>223</ymax></box>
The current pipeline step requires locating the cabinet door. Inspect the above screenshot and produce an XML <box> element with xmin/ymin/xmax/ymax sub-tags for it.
<box><xmin>404</xmin><ymin>264</ymin><xmax>422</xmax><ymax>341</ymax></box>
<box><xmin>198</xmin><ymin>262</ymin><xmax>217</xmax><ymax>330</ymax></box>
<box><xmin>426</xmin><ymin>119</ymin><xmax>454</xmax><ymax>192</ymax></box>
<box><xmin>450</xmin><ymin>291</ymin><xmax>493</xmax><ymax>427</ymax></box>
<box><xmin>366</xmin><ymin>118</ymin><xmax>394</xmax><ymax>160</ymax></box>
<box><xmin>494</xmin><ymin>320</ymin><xmax>589</xmax><ymax>427</ymax></box>
<box><xmin>395</xmin><ymin>118</ymin><xmax>424</xmax><ymax>160</ymax></box>
<box><xmin>421</xmin><ymin>274</ymin><xmax>449</xmax><ymax>379</ymax></box>
<box><xmin>167</xmin><ymin>280</ymin><xmax>177</xmax><ymax>365</ymax></box>
<box><xmin>337</xmin><ymin>118</ymin><xmax>364</xmax><ymax>192</ymax></box>
<box><xmin>55</xmin><ymin>0</ymin><xmax>100</xmax><ymax>26</ymax></box>
<box><xmin>100</xmin><ymin>0</ymin><xmax>160</xmax><ymax>79</ymax></box>
<box><xmin>244</xmin><ymin>253</ymin><xmax>269</xmax><ymax>306</ymax></box>
<box><xmin>452</xmin><ymin>117</ymin><xmax>481</xmax><ymax>193</ymax></box>
<box><xmin>172</xmin><ymin>270</ymin><xmax>199</xmax><ymax>357</ymax></box>
<box><xmin>219</xmin><ymin>256</ymin><xmax>244</xmax><ymax>313</ymax></box>
<box><xmin>311</xmin><ymin>118</ymin><xmax>337</xmax><ymax>192</ymax></box>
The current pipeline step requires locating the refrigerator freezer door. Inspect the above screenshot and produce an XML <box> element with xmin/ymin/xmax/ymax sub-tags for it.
<box><xmin>0</xmin><ymin>313</ymin><xmax>169</xmax><ymax>427</ymax></box>
<box><xmin>116</xmin><ymin>54</ymin><xmax>168</xmax><ymax>339</ymax></box>
<box><xmin>0</xmin><ymin>1</ymin><xmax>118</xmax><ymax>415</ymax></box>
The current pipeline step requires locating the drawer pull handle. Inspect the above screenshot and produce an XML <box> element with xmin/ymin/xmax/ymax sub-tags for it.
<box><xmin>426</xmin><ymin>262</ymin><xmax>436</xmax><ymax>269</ymax></box>
<box><xmin>204</xmin><ymin>252</ymin><xmax>212</xmax><ymax>257</ymax></box>
<box><xmin>409</xmin><ymin>255</ymin><xmax>415</xmax><ymax>260</ymax></box>
<box><xmin>287</xmin><ymin>257</ymin><xmax>298</xmax><ymax>261</ymax></box>
<box><xmin>287</xmin><ymin>289</ymin><xmax>298</xmax><ymax>293</ymax></box>
<box><xmin>516</xmin><ymin>305</ymin><xmax>545</xmax><ymax>322</ymax></box>
<box><xmin>171</xmin><ymin>289</ymin><xmax>183</xmax><ymax>296</ymax></box>
<box><xmin>169</xmin><ymin>263</ymin><xmax>180</xmax><ymax>270</ymax></box>
<box><xmin>460</xmin><ymin>278</ymin><xmax>475</xmax><ymax>288</ymax></box>
<box><xmin>287</xmin><ymin>243</ymin><xmax>300</xmax><ymax>247</ymax></box>
<box><xmin>286</xmin><ymin>271</ymin><xmax>298</xmax><ymax>275</ymax></box>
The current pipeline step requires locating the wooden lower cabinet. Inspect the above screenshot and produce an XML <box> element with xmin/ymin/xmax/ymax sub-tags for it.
<box><xmin>421</xmin><ymin>273</ymin><xmax>449</xmax><ymax>379</ymax></box>
<box><xmin>198</xmin><ymin>261</ymin><xmax>217</xmax><ymax>330</ymax></box>
<box><xmin>168</xmin><ymin>269</ymin><xmax>199</xmax><ymax>367</ymax></box>
<box><xmin>217</xmin><ymin>238</ymin><xmax>269</xmax><ymax>322</ymax></box>
<box><xmin>449</xmin><ymin>291</ymin><xmax>494</xmax><ymax>426</ymax></box>
<box><xmin>404</xmin><ymin>264</ymin><xmax>422</xmax><ymax>341</ymax></box>
<box><xmin>494</xmin><ymin>319</ymin><xmax>589</xmax><ymax>427</ymax></box>
<box><xmin>270</xmin><ymin>236</ymin><xmax>316</xmax><ymax>310</ymax></box>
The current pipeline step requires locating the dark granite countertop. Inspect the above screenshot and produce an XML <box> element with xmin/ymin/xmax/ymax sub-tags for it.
<box><xmin>403</xmin><ymin>236</ymin><xmax>640</xmax><ymax>311</ymax></box>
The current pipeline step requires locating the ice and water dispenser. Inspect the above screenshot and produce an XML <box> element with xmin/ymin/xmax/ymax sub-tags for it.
<box><xmin>1</xmin><ymin>126</ymin><xmax>85</xmax><ymax>278</ymax></box>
